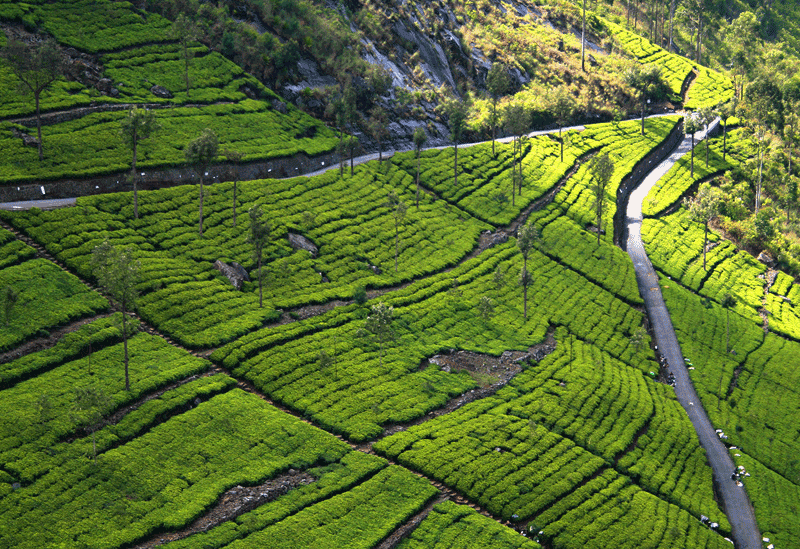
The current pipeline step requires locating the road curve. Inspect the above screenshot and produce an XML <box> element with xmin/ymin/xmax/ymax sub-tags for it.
<box><xmin>625</xmin><ymin>120</ymin><xmax>763</xmax><ymax>549</ymax></box>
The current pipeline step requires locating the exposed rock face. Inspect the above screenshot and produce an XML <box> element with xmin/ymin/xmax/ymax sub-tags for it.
<box><xmin>758</xmin><ymin>251</ymin><xmax>776</xmax><ymax>267</ymax></box>
<box><xmin>11</xmin><ymin>127</ymin><xmax>39</xmax><ymax>148</ymax></box>
<box><xmin>213</xmin><ymin>260</ymin><xmax>249</xmax><ymax>290</ymax></box>
<box><xmin>150</xmin><ymin>85</ymin><xmax>173</xmax><ymax>99</ymax></box>
<box><xmin>287</xmin><ymin>233</ymin><xmax>318</xmax><ymax>257</ymax></box>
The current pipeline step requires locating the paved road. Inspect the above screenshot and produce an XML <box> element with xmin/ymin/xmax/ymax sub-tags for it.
<box><xmin>0</xmin><ymin>197</ymin><xmax>76</xmax><ymax>210</ymax></box>
<box><xmin>625</xmin><ymin>119</ymin><xmax>763</xmax><ymax>549</ymax></box>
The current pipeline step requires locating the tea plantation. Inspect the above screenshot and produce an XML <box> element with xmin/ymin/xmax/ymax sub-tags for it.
<box><xmin>0</xmin><ymin>0</ymin><xmax>795</xmax><ymax>546</ymax></box>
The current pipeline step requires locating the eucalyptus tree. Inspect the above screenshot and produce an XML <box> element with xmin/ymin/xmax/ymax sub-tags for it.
<box><xmin>443</xmin><ymin>98</ymin><xmax>468</xmax><ymax>188</ymax></box>
<box><xmin>360</xmin><ymin>302</ymin><xmax>395</xmax><ymax>368</ymax></box>
<box><xmin>170</xmin><ymin>14</ymin><xmax>200</xmax><ymax>97</ymax></box>
<box><xmin>248</xmin><ymin>205</ymin><xmax>271</xmax><ymax>308</ymax></box>
<box><xmin>185</xmin><ymin>128</ymin><xmax>219</xmax><ymax>236</ymax></box>
<box><xmin>121</xmin><ymin>107</ymin><xmax>159</xmax><ymax>219</ymax></box>
<box><xmin>517</xmin><ymin>223</ymin><xmax>541</xmax><ymax>321</ymax></box>
<box><xmin>91</xmin><ymin>241</ymin><xmax>139</xmax><ymax>391</ymax></box>
<box><xmin>387</xmin><ymin>191</ymin><xmax>407</xmax><ymax>273</ymax></box>
<box><xmin>413</xmin><ymin>127</ymin><xmax>427</xmax><ymax>209</ymax></box>
<box><xmin>1</xmin><ymin>38</ymin><xmax>65</xmax><ymax>160</ymax></box>
<box><xmin>624</xmin><ymin>64</ymin><xmax>668</xmax><ymax>135</ymax></box>
<box><xmin>684</xmin><ymin>182</ymin><xmax>722</xmax><ymax>270</ymax></box>
<box><xmin>684</xmin><ymin>113</ymin><xmax>701</xmax><ymax>178</ymax></box>
<box><xmin>486</xmin><ymin>63</ymin><xmax>511</xmax><ymax>156</ymax></box>
<box><xmin>589</xmin><ymin>152</ymin><xmax>614</xmax><ymax>246</ymax></box>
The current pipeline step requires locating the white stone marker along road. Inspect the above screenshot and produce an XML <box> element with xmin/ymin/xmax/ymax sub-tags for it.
<box><xmin>625</xmin><ymin>118</ymin><xmax>763</xmax><ymax>549</ymax></box>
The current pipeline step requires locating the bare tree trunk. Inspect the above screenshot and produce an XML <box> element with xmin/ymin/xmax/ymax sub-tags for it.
<box><xmin>258</xmin><ymin>256</ymin><xmax>263</xmax><ymax>307</ymax></box>
<box><xmin>394</xmin><ymin>223</ymin><xmax>399</xmax><ymax>273</ymax></box>
<box><xmin>696</xmin><ymin>17</ymin><xmax>703</xmax><ymax>63</ymax></box>
<box><xmin>522</xmin><ymin>258</ymin><xmax>528</xmax><ymax>320</ymax></box>
<box><xmin>122</xmin><ymin>310</ymin><xmax>130</xmax><ymax>391</ymax></box>
<box><xmin>35</xmin><ymin>91</ymin><xmax>43</xmax><ymax>161</ymax></box>
<box><xmin>199</xmin><ymin>177</ymin><xmax>204</xmax><ymax>236</ymax></box>
<box><xmin>581</xmin><ymin>0</ymin><xmax>586</xmax><ymax>72</ymax></box>
<box><xmin>668</xmin><ymin>0</ymin><xmax>676</xmax><ymax>51</ymax></box>
<box><xmin>454</xmin><ymin>141</ymin><xmax>458</xmax><ymax>187</ymax></box>
<box><xmin>416</xmin><ymin>152</ymin><xmax>421</xmax><ymax>210</ymax></box>
<box><xmin>132</xmin><ymin>134</ymin><xmax>139</xmax><ymax>219</ymax></box>
<box><xmin>723</xmin><ymin>119</ymin><xmax>727</xmax><ymax>161</ymax></box>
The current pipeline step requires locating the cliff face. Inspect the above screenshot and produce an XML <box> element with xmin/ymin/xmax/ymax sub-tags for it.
<box><xmin>229</xmin><ymin>0</ymin><xmax>624</xmax><ymax>152</ymax></box>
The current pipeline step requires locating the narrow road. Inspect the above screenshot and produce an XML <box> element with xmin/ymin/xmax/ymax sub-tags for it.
<box><xmin>625</xmin><ymin>119</ymin><xmax>763</xmax><ymax>549</ymax></box>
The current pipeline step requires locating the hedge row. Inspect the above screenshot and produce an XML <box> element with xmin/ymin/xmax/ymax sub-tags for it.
<box><xmin>375</xmin><ymin>338</ymin><xmax>727</xmax><ymax>532</ymax></box>
<box><xmin>0</xmin><ymin>331</ymin><xmax>211</xmax><ymax>483</ymax></box>
<box><xmin>2</xmin><ymin>158</ymin><xmax>488</xmax><ymax>347</ymax></box>
<box><xmin>0</xmin><ymin>389</ymin><xmax>352</xmax><ymax>548</ymax></box>
<box><xmin>642</xmin><ymin>211</ymin><xmax>766</xmax><ymax>323</ymax></box>
<box><xmin>0</xmin><ymin>258</ymin><xmax>109</xmax><ymax>352</ymax></box>
<box><xmin>0</xmin><ymin>228</ymin><xmax>35</xmax><ymax>269</ymax></box>
<box><xmin>0</xmin><ymin>99</ymin><xmax>337</xmax><ymax>184</ymax></box>
<box><xmin>160</xmin><ymin>451</ymin><xmax>389</xmax><ymax>549</ymax></box>
<box><xmin>212</xmin><ymin>237</ymin><xmax>656</xmax><ymax>441</ymax></box>
<box><xmin>643</xmin><ymin>128</ymin><xmax>751</xmax><ymax>217</ymax></box>
<box><xmin>0</xmin><ymin>313</ymin><xmax>135</xmax><ymax>389</ymax></box>
<box><xmin>397</xmin><ymin>500</ymin><xmax>542</xmax><ymax>549</ymax></box>
<box><xmin>605</xmin><ymin>20</ymin><xmax>733</xmax><ymax>109</ymax></box>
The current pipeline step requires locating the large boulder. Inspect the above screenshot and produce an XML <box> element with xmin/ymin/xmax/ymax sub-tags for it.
<box><xmin>757</xmin><ymin>250</ymin><xmax>776</xmax><ymax>267</ymax></box>
<box><xmin>213</xmin><ymin>260</ymin><xmax>249</xmax><ymax>290</ymax></box>
<box><xmin>150</xmin><ymin>85</ymin><xmax>173</xmax><ymax>99</ymax></box>
<box><xmin>287</xmin><ymin>233</ymin><xmax>318</xmax><ymax>257</ymax></box>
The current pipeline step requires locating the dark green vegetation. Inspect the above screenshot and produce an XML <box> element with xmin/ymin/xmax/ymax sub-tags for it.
<box><xmin>3</xmin><ymin>0</ymin><xmax>800</xmax><ymax>547</ymax></box>
<box><xmin>1</xmin><ymin>113</ymin><xmax>744</xmax><ymax>548</ymax></box>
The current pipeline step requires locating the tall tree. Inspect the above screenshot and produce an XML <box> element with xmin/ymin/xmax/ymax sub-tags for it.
<box><xmin>2</xmin><ymin>285</ymin><xmax>18</xmax><ymax>327</ymax></box>
<box><xmin>589</xmin><ymin>152</ymin><xmax>615</xmax><ymax>246</ymax></box>
<box><xmin>550</xmin><ymin>88</ymin><xmax>577</xmax><ymax>162</ymax></box>
<box><xmin>745</xmin><ymin>76</ymin><xmax>783</xmax><ymax>213</ymax></box>
<box><xmin>387</xmin><ymin>191</ymin><xmax>407</xmax><ymax>273</ymax></box>
<box><xmin>222</xmin><ymin>149</ymin><xmax>244</xmax><ymax>227</ymax></box>
<box><xmin>721</xmin><ymin>292</ymin><xmax>736</xmax><ymax>354</ymax></box>
<box><xmin>684</xmin><ymin>113</ymin><xmax>701</xmax><ymax>178</ymax></box>
<box><xmin>170</xmin><ymin>14</ymin><xmax>199</xmax><ymax>97</ymax></box>
<box><xmin>517</xmin><ymin>223</ymin><xmax>540</xmax><ymax>321</ymax></box>
<box><xmin>580</xmin><ymin>0</ymin><xmax>587</xmax><ymax>72</ymax></box>
<box><xmin>120</xmin><ymin>107</ymin><xmax>159</xmax><ymax>219</ymax></box>
<box><xmin>624</xmin><ymin>64</ymin><xmax>668</xmax><ymax>135</ymax></box>
<box><xmin>1</xmin><ymin>38</ymin><xmax>66</xmax><ymax>161</ymax></box>
<box><xmin>360</xmin><ymin>302</ymin><xmax>395</xmax><ymax>368</ymax></box>
<box><xmin>413</xmin><ymin>127</ymin><xmax>427</xmax><ymax>210</ymax></box>
<box><xmin>91</xmin><ymin>241</ymin><xmax>139</xmax><ymax>391</ymax></box>
<box><xmin>504</xmin><ymin>104</ymin><xmax>530</xmax><ymax>205</ymax></box>
<box><xmin>71</xmin><ymin>386</ymin><xmax>109</xmax><ymax>465</ymax></box>
<box><xmin>667</xmin><ymin>0</ymin><xmax>678</xmax><ymax>52</ymax></box>
<box><xmin>185</xmin><ymin>128</ymin><xmax>219</xmax><ymax>236</ymax></box>
<box><xmin>248</xmin><ymin>205</ymin><xmax>270</xmax><ymax>308</ymax></box>
<box><xmin>367</xmin><ymin>106</ymin><xmax>389</xmax><ymax>164</ymax></box>
<box><xmin>783</xmin><ymin>78</ymin><xmax>800</xmax><ymax>179</ymax></box>
<box><xmin>714</xmin><ymin>101</ymin><xmax>734</xmax><ymax>162</ymax></box>
<box><xmin>684</xmin><ymin>182</ymin><xmax>722</xmax><ymax>270</ymax></box>
<box><xmin>444</xmin><ymin>98</ymin><xmax>468</xmax><ymax>188</ymax></box>
<box><xmin>727</xmin><ymin>11</ymin><xmax>760</xmax><ymax>102</ymax></box>
<box><xmin>327</xmin><ymin>81</ymin><xmax>356</xmax><ymax>176</ymax></box>
<box><xmin>486</xmin><ymin>63</ymin><xmax>511</xmax><ymax>157</ymax></box>
<box><xmin>698</xmin><ymin>106</ymin><xmax>715</xmax><ymax>168</ymax></box>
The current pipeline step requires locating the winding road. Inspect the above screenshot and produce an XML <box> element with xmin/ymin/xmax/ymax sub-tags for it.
<box><xmin>625</xmin><ymin>120</ymin><xmax>763</xmax><ymax>549</ymax></box>
<box><xmin>1</xmin><ymin>113</ymin><xmax>767</xmax><ymax>547</ymax></box>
